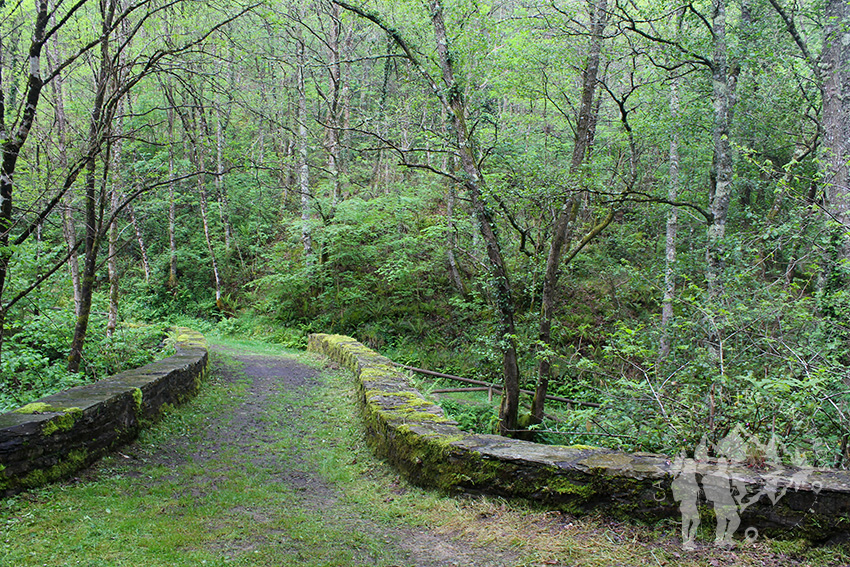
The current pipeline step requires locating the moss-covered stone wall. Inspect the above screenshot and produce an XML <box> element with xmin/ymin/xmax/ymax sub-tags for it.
<box><xmin>308</xmin><ymin>333</ymin><xmax>850</xmax><ymax>541</ymax></box>
<box><xmin>0</xmin><ymin>328</ymin><xmax>208</xmax><ymax>496</ymax></box>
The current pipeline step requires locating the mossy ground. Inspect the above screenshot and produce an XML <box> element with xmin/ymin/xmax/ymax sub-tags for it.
<box><xmin>1</xmin><ymin>335</ymin><xmax>848</xmax><ymax>566</ymax></box>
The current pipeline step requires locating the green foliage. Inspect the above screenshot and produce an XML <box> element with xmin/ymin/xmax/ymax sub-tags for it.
<box><xmin>0</xmin><ymin>308</ymin><xmax>172</xmax><ymax>413</ymax></box>
<box><xmin>430</xmin><ymin>398</ymin><xmax>498</xmax><ymax>435</ymax></box>
<box><xmin>579</xmin><ymin>275</ymin><xmax>850</xmax><ymax>461</ymax></box>
<box><xmin>0</xmin><ymin>0</ymin><xmax>847</xmax><ymax>476</ymax></box>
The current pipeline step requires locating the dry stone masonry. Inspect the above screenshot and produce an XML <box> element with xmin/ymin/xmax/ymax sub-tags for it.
<box><xmin>308</xmin><ymin>333</ymin><xmax>850</xmax><ymax>542</ymax></box>
<box><xmin>0</xmin><ymin>328</ymin><xmax>207</xmax><ymax>496</ymax></box>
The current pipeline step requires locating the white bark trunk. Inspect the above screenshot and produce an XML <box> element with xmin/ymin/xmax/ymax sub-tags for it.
<box><xmin>296</xmin><ymin>37</ymin><xmax>312</xmax><ymax>262</ymax></box>
<box><xmin>214</xmin><ymin>108</ymin><xmax>233</xmax><ymax>251</ymax></box>
<box><xmin>167</xmin><ymin>106</ymin><xmax>178</xmax><ymax>289</ymax></box>
<box><xmin>47</xmin><ymin>39</ymin><xmax>82</xmax><ymax>316</ymax></box>
<box><xmin>707</xmin><ymin>0</ymin><xmax>734</xmax><ymax>300</ymax></box>
<box><xmin>107</xmin><ymin>108</ymin><xmax>124</xmax><ymax>338</ymax></box>
<box><xmin>127</xmin><ymin>203</ymin><xmax>150</xmax><ymax>284</ymax></box>
<box><xmin>660</xmin><ymin>80</ymin><xmax>680</xmax><ymax>360</ymax></box>
<box><xmin>822</xmin><ymin>0</ymin><xmax>850</xmax><ymax>259</ymax></box>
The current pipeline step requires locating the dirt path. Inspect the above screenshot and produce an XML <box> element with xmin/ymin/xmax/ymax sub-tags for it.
<box><xmin>174</xmin><ymin>344</ymin><xmax>521</xmax><ymax>566</ymax></box>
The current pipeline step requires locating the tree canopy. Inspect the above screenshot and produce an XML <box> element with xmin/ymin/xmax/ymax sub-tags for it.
<box><xmin>0</xmin><ymin>0</ymin><xmax>847</xmax><ymax>466</ymax></box>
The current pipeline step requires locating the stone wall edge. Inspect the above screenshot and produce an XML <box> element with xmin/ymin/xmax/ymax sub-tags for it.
<box><xmin>308</xmin><ymin>332</ymin><xmax>850</xmax><ymax>541</ymax></box>
<box><xmin>0</xmin><ymin>326</ymin><xmax>208</xmax><ymax>496</ymax></box>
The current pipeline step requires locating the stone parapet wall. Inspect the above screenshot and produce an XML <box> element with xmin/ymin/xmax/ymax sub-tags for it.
<box><xmin>308</xmin><ymin>333</ymin><xmax>850</xmax><ymax>541</ymax></box>
<box><xmin>0</xmin><ymin>328</ymin><xmax>208</xmax><ymax>496</ymax></box>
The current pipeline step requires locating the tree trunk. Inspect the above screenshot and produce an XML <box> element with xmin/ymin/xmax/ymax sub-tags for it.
<box><xmin>120</xmin><ymin>95</ymin><xmax>152</xmax><ymax>285</ymax></box>
<box><xmin>214</xmin><ymin>107</ymin><xmax>233</xmax><ymax>251</ymax></box>
<box><xmin>327</xmin><ymin>3</ymin><xmax>344</xmax><ymax>207</ymax></box>
<box><xmin>296</xmin><ymin>37</ymin><xmax>313</xmax><ymax>263</ymax></box>
<box><xmin>0</xmin><ymin>0</ymin><xmax>50</xmax><ymax>361</ymax></box>
<box><xmin>446</xmin><ymin>182</ymin><xmax>465</xmax><ymax>293</ymax></box>
<box><xmin>706</xmin><ymin>0</ymin><xmax>735</xmax><ymax>300</ymax></box>
<box><xmin>193</xmin><ymin>106</ymin><xmax>224</xmax><ymax>310</ymax></box>
<box><xmin>531</xmin><ymin>0</ymin><xmax>607</xmax><ymax>424</ymax></box>
<box><xmin>167</xmin><ymin>105</ymin><xmax>178</xmax><ymax>290</ymax></box>
<box><xmin>47</xmin><ymin>39</ymin><xmax>83</xmax><ymax>317</ymax></box>
<box><xmin>428</xmin><ymin>0</ymin><xmax>521</xmax><ymax>436</ymax></box>
<box><xmin>822</xmin><ymin>0</ymin><xmax>850</xmax><ymax>269</ymax></box>
<box><xmin>660</xmin><ymin>79</ymin><xmax>680</xmax><ymax>360</ymax></box>
<box><xmin>127</xmin><ymin>203</ymin><xmax>151</xmax><ymax>284</ymax></box>
<box><xmin>198</xmin><ymin>154</ymin><xmax>223</xmax><ymax>309</ymax></box>
<box><xmin>107</xmin><ymin>108</ymin><xmax>124</xmax><ymax>338</ymax></box>
<box><xmin>68</xmin><ymin>0</ymin><xmax>117</xmax><ymax>373</ymax></box>
<box><xmin>704</xmin><ymin>0</ymin><xmax>739</xmax><ymax>434</ymax></box>
<box><xmin>370</xmin><ymin>36</ymin><xmax>393</xmax><ymax>192</ymax></box>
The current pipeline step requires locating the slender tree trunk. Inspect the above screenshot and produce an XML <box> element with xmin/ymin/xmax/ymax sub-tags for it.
<box><xmin>107</xmin><ymin>9</ymin><xmax>133</xmax><ymax>339</ymax></box>
<box><xmin>706</xmin><ymin>0</ymin><xmax>734</xmax><ymax>300</ymax></box>
<box><xmin>214</xmin><ymin>107</ymin><xmax>233</xmax><ymax>251</ymax></box>
<box><xmin>340</xmin><ymin>24</ymin><xmax>353</xmax><ymax>201</ymax></box>
<box><xmin>327</xmin><ymin>3</ymin><xmax>344</xmax><ymax>207</ymax></box>
<box><xmin>47</xmin><ymin>40</ymin><xmax>83</xmax><ymax>316</ymax></box>
<box><xmin>0</xmin><ymin>0</ymin><xmax>50</xmax><ymax>361</ymax></box>
<box><xmin>68</xmin><ymin>0</ymin><xmax>116</xmax><ymax>373</ymax></box>
<box><xmin>704</xmin><ymin>0</ymin><xmax>739</xmax><ymax>434</ymax></box>
<box><xmin>531</xmin><ymin>0</ymin><xmax>607</xmax><ymax>423</ymax></box>
<box><xmin>198</xmin><ymin>155</ymin><xmax>223</xmax><ymax>309</ymax></box>
<box><xmin>296</xmin><ymin>37</ymin><xmax>312</xmax><ymax>263</ymax></box>
<box><xmin>446</xmin><ymin>182</ymin><xmax>464</xmax><ymax>293</ymax></box>
<box><xmin>193</xmin><ymin>107</ymin><xmax>224</xmax><ymax>309</ymax></box>
<box><xmin>127</xmin><ymin>203</ymin><xmax>151</xmax><ymax>284</ymax></box>
<box><xmin>442</xmin><ymin>110</ymin><xmax>465</xmax><ymax>293</ymax></box>
<box><xmin>68</xmin><ymin>0</ymin><xmax>116</xmax><ymax>372</ymax></box>
<box><xmin>370</xmin><ymin>36</ymin><xmax>393</xmax><ymax>192</ymax></box>
<box><xmin>118</xmin><ymin>94</ymin><xmax>152</xmax><ymax>285</ymax></box>
<box><xmin>822</xmin><ymin>0</ymin><xmax>850</xmax><ymax>268</ymax></box>
<box><xmin>107</xmin><ymin>108</ymin><xmax>124</xmax><ymax>338</ymax></box>
<box><xmin>660</xmin><ymin>80</ymin><xmax>680</xmax><ymax>360</ymax></box>
<box><xmin>167</xmin><ymin>105</ymin><xmax>178</xmax><ymax>290</ymax></box>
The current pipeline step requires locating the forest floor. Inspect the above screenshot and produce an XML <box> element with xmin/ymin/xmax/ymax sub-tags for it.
<box><xmin>1</xmin><ymin>337</ymin><xmax>848</xmax><ymax>566</ymax></box>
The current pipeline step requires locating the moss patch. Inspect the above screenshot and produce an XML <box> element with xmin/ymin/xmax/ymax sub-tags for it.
<box><xmin>14</xmin><ymin>402</ymin><xmax>54</xmax><ymax>414</ymax></box>
<box><xmin>13</xmin><ymin>403</ymin><xmax>84</xmax><ymax>435</ymax></box>
<box><xmin>20</xmin><ymin>449</ymin><xmax>89</xmax><ymax>489</ymax></box>
<box><xmin>132</xmin><ymin>388</ymin><xmax>143</xmax><ymax>413</ymax></box>
<box><xmin>41</xmin><ymin>408</ymin><xmax>83</xmax><ymax>435</ymax></box>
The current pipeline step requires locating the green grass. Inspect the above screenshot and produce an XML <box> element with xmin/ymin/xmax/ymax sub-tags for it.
<box><xmin>1</xmin><ymin>337</ymin><xmax>848</xmax><ymax>567</ymax></box>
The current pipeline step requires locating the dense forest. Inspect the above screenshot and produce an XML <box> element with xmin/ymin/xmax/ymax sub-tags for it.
<box><xmin>0</xmin><ymin>0</ymin><xmax>847</xmax><ymax>465</ymax></box>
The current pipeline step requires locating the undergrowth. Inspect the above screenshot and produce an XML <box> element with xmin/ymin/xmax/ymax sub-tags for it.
<box><xmin>0</xmin><ymin>310</ymin><xmax>174</xmax><ymax>413</ymax></box>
